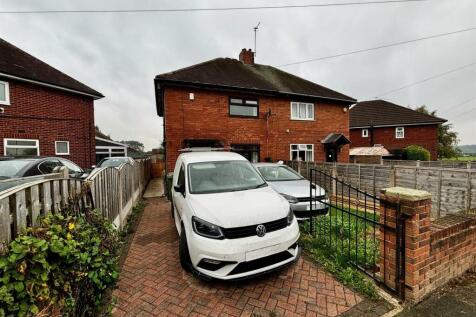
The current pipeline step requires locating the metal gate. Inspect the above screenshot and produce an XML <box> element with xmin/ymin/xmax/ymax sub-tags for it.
<box><xmin>308</xmin><ymin>168</ymin><xmax>406</xmax><ymax>299</ymax></box>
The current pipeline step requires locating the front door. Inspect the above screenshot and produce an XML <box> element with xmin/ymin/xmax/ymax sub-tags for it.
<box><xmin>326</xmin><ymin>146</ymin><xmax>338</xmax><ymax>162</ymax></box>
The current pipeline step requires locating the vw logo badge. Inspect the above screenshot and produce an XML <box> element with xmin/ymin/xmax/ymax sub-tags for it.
<box><xmin>256</xmin><ymin>224</ymin><xmax>266</xmax><ymax>237</ymax></box>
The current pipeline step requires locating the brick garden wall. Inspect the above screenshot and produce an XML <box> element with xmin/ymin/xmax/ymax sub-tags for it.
<box><xmin>379</xmin><ymin>188</ymin><xmax>476</xmax><ymax>304</ymax></box>
<box><xmin>350</xmin><ymin>125</ymin><xmax>439</xmax><ymax>160</ymax></box>
<box><xmin>0</xmin><ymin>79</ymin><xmax>96</xmax><ymax>168</ymax></box>
<box><xmin>164</xmin><ymin>87</ymin><xmax>350</xmax><ymax>171</ymax></box>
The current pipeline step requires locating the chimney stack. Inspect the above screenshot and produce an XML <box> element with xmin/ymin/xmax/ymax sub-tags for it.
<box><xmin>239</xmin><ymin>48</ymin><xmax>254</xmax><ymax>65</ymax></box>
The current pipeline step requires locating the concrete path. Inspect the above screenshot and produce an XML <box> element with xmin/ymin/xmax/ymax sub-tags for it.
<box><xmin>397</xmin><ymin>271</ymin><xmax>476</xmax><ymax>317</ymax></box>
<box><xmin>143</xmin><ymin>178</ymin><xmax>164</xmax><ymax>198</ymax></box>
<box><xmin>112</xmin><ymin>197</ymin><xmax>363</xmax><ymax>317</ymax></box>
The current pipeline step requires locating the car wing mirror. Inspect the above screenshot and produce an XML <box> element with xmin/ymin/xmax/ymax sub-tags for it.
<box><xmin>174</xmin><ymin>184</ymin><xmax>185</xmax><ymax>195</ymax></box>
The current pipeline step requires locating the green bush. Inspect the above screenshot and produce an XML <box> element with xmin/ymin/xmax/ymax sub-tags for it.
<box><xmin>0</xmin><ymin>210</ymin><xmax>120</xmax><ymax>317</ymax></box>
<box><xmin>404</xmin><ymin>145</ymin><xmax>431</xmax><ymax>161</ymax></box>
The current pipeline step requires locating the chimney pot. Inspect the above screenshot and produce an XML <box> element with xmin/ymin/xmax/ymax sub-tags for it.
<box><xmin>239</xmin><ymin>48</ymin><xmax>255</xmax><ymax>65</ymax></box>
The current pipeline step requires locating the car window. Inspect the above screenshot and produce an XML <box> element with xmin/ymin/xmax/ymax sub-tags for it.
<box><xmin>257</xmin><ymin>166</ymin><xmax>303</xmax><ymax>181</ymax></box>
<box><xmin>97</xmin><ymin>158</ymin><xmax>128</xmax><ymax>168</ymax></box>
<box><xmin>0</xmin><ymin>160</ymin><xmax>32</xmax><ymax>177</ymax></box>
<box><xmin>177</xmin><ymin>165</ymin><xmax>185</xmax><ymax>187</ymax></box>
<box><xmin>188</xmin><ymin>160</ymin><xmax>266</xmax><ymax>194</ymax></box>
<box><xmin>59</xmin><ymin>159</ymin><xmax>83</xmax><ymax>173</ymax></box>
<box><xmin>38</xmin><ymin>159</ymin><xmax>62</xmax><ymax>174</ymax></box>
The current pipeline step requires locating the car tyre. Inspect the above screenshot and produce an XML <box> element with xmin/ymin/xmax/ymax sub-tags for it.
<box><xmin>179</xmin><ymin>223</ymin><xmax>192</xmax><ymax>272</ymax></box>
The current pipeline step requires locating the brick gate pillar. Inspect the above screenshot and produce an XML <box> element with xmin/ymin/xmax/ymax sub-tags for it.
<box><xmin>379</xmin><ymin>187</ymin><xmax>432</xmax><ymax>302</ymax></box>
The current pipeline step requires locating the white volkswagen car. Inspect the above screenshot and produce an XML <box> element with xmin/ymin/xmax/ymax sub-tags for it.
<box><xmin>171</xmin><ymin>151</ymin><xmax>300</xmax><ymax>280</ymax></box>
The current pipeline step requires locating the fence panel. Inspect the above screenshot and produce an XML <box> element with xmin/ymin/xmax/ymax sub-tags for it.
<box><xmin>0</xmin><ymin>159</ymin><xmax>151</xmax><ymax>244</ymax></box>
<box><xmin>287</xmin><ymin>161</ymin><xmax>476</xmax><ymax>219</ymax></box>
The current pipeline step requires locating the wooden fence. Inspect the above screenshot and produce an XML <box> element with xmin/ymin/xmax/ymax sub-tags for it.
<box><xmin>288</xmin><ymin>161</ymin><xmax>476</xmax><ymax>219</ymax></box>
<box><xmin>383</xmin><ymin>159</ymin><xmax>476</xmax><ymax>169</ymax></box>
<box><xmin>0</xmin><ymin>159</ymin><xmax>151</xmax><ymax>243</ymax></box>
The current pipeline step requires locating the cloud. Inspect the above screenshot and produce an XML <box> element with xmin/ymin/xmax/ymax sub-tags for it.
<box><xmin>1</xmin><ymin>0</ymin><xmax>475</xmax><ymax>148</ymax></box>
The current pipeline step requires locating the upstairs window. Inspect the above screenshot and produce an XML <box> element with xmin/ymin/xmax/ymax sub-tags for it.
<box><xmin>362</xmin><ymin>129</ymin><xmax>369</xmax><ymax>138</ymax></box>
<box><xmin>395</xmin><ymin>127</ymin><xmax>405</xmax><ymax>139</ymax></box>
<box><xmin>291</xmin><ymin>102</ymin><xmax>314</xmax><ymax>120</ymax></box>
<box><xmin>229</xmin><ymin>97</ymin><xmax>258</xmax><ymax>117</ymax></box>
<box><xmin>55</xmin><ymin>141</ymin><xmax>70</xmax><ymax>155</ymax></box>
<box><xmin>0</xmin><ymin>81</ymin><xmax>10</xmax><ymax>105</ymax></box>
<box><xmin>4</xmin><ymin>139</ymin><xmax>39</xmax><ymax>156</ymax></box>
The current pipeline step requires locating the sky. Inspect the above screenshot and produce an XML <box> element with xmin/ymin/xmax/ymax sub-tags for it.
<box><xmin>0</xmin><ymin>0</ymin><xmax>475</xmax><ymax>150</ymax></box>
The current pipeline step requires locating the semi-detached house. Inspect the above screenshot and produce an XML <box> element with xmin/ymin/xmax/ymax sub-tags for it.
<box><xmin>0</xmin><ymin>38</ymin><xmax>103</xmax><ymax>168</ymax></box>
<box><xmin>154</xmin><ymin>49</ymin><xmax>356</xmax><ymax>172</ymax></box>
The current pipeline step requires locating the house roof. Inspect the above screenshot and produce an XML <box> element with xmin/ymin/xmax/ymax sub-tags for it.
<box><xmin>0</xmin><ymin>38</ymin><xmax>103</xmax><ymax>99</ymax></box>
<box><xmin>155</xmin><ymin>58</ymin><xmax>355</xmax><ymax>115</ymax></box>
<box><xmin>350</xmin><ymin>100</ymin><xmax>447</xmax><ymax>128</ymax></box>
<box><xmin>321</xmin><ymin>133</ymin><xmax>350</xmax><ymax>145</ymax></box>
<box><xmin>350</xmin><ymin>146</ymin><xmax>391</xmax><ymax>156</ymax></box>
<box><xmin>95</xmin><ymin>137</ymin><xmax>127</xmax><ymax>147</ymax></box>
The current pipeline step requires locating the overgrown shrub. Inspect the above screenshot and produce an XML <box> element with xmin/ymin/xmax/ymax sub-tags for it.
<box><xmin>0</xmin><ymin>209</ymin><xmax>120</xmax><ymax>317</ymax></box>
<box><xmin>404</xmin><ymin>145</ymin><xmax>431</xmax><ymax>161</ymax></box>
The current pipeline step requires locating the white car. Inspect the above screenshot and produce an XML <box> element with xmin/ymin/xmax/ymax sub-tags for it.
<box><xmin>171</xmin><ymin>151</ymin><xmax>300</xmax><ymax>280</ymax></box>
<box><xmin>254</xmin><ymin>163</ymin><xmax>329</xmax><ymax>221</ymax></box>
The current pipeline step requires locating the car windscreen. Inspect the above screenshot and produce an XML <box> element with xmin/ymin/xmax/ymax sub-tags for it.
<box><xmin>257</xmin><ymin>166</ymin><xmax>304</xmax><ymax>181</ymax></box>
<box><xmin>0</xmin><ymin>160</ymin><xmax>32</xmax><ymax>177</ymax></box>
<box><xmin>188</xmin><ymin>160</ymin><xmax>267</xmax><ymax>194</ymax></box>
<box><xmin>97</xmin><ymin>158</ymin><xmax>128</xmax><ymax>168</ymax></box>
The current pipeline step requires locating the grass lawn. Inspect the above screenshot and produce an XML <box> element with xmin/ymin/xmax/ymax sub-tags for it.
<box><xmin>443</xmin><ymin>156</ymin><xmax>476</xmax><ymax>161</ymax></box>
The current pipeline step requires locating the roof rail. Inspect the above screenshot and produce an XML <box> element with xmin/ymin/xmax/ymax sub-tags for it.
<box><xmin>178</xmin><ymin>147</ymin><xmax>231</xmax><ymax>153</ymax></box>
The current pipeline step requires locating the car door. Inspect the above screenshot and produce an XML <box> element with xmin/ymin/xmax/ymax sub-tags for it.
<box><xmin>58</xmin><ymin>159</ymin><xmax>85</xmax><ymax>178</ymax></box>
<box><xmin>172</xmin><ymin>163</ymin><xmax>187</xmax><ymax>233</ymax></box>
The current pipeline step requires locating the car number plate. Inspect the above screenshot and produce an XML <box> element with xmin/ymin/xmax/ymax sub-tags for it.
<box><xmin>245</xmin><ymin>244</ymin><xmax>282</xmax><ymax>261</ymax></box>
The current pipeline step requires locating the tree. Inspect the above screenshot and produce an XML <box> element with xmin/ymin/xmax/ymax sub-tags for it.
<box><xmin>120</xmin><ymin>140</ymin><xmax>145</xmax><ymax>153</ymax></box>
<box><xmin>95</xmin><ymin>126</ymin><xmax>112</xmax><ymax>140</ymax></box>
<box><xmin>415</xmin><ymin>105</ymin><xmax>461</xmax><ymax>158</ymax></box>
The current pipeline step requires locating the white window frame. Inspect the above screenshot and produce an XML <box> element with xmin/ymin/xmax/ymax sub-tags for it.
<box><xmin>395</xmin><ymin>127</ymin><xmax>405</xmax><ymax>139</ymax></box>
<box><xmin>4</xmin><ymin>138</ymin><xmax>40</xmax><ymax>156</ymax></box>
<box><xmin>55</xmin><ymin>141</ymin><xmax>70</xmax><ymax>155</ymax></box>
<box><xmin>290</xmin><ymin>102</ymin><xmax>314</xmax><ymax>121</ymax></box>
<box><xmin>362</xmin><ymin>129</ymin><xmax>369</xmax><ymax>138</ymax></box>
<box><xmin>0</xmin><ymin>80</ymin><xmax>10</xmax><ymax>105</ymax></box>
<box><xmin>290</xmin><ymin>144</ymin><xmax>314</xmax><ymax>161</ymax></box>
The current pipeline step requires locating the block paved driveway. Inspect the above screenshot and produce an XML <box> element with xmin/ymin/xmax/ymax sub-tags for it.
<box><xmin>112</xmin><ymin>197</ymin><xmax>362</xmax><ymax>317</ymax></box>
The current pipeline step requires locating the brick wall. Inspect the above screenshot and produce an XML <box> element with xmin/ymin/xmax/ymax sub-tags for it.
<box><xmin>350</xmin><ymin>125</ymin><xmax>439</xmax><ymax>160</ymax></box>
<box><xmin>379</xmin><ymin>187</ymin><xmax>476</xmax><ymax>303</ymax></box>
<box><xmin>164</xmin><ymin>87</ymin><xmax>350</xmax><ymax>171</ymax></box>
<box><xmin>0</xmin><ymin>79</ymin><xmax>95</xmax><ymax>168</ymax></box>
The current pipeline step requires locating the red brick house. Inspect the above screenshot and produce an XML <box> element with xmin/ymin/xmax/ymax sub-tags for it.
<box><xmin>0</xmin><ymin>38</ymin><xmax>103</xmax><ymax>168</ymax></box>
<box><xmin>349</xmin><ymin>100</ymin><xmax>447</xmax><ymax>160</ymax></box>
<box><xmin>154</xmin><ymin>49</ymin><xmax>355</xmax><ymax>172</ymax></box>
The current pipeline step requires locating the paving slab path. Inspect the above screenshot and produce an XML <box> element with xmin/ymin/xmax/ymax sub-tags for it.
<box><xmin>112</xmin><ymin>197</ymin><xmax>364</xmax><ymax>317</ymax></box>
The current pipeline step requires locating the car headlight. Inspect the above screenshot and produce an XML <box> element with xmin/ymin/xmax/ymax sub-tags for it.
<box><xmin>281</xmin><ymin>193</ymin><xmax>298</xmax><ymax>204</ymax></box>
<box><xmin>192</xmin><ymin>216</ymin><xmax>224</xmax><ymax>239</ymax></box>
<box><xmin>287</xmin><ymin>208</ymin><xmax>295</xmax><ymax>225</ymax></box>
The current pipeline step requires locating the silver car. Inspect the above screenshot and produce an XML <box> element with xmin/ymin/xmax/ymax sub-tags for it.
<box><xmin>254</xmin><ymin>163</ymin><xmax>329</xmax><ymax>220</ymax></box>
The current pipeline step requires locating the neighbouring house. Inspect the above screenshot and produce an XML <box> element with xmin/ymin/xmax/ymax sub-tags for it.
<box><xmin>154</xmin><ymin>49</ymin><xmax>356</xmax><ymax>172</ymax></box>
<box><xmin>349</xmin><ymin>100</ymin><xmax>447</xmax><ymax>160</ymax></box>
<box><xmin>95</xmin><ymin>137</ymin><xmax>128</xmax><ymax>164</ymax></box>
<box><xmin>0</xmin><ymin>38</ymin><xmax>103</xmax><ymax>168</ymax></box>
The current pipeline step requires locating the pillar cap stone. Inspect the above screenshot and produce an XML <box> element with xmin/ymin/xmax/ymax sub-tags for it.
<box><xmin>381</xmin><ymin>187</ymin><xmax>432</xmax><ymax>202</ymax></box>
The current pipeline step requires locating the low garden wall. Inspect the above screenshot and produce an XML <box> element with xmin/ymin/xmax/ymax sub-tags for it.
<box><xmin>379</xmin><ymin>187</ymin><xmax>476</xmax><ymax>304</ymax></box>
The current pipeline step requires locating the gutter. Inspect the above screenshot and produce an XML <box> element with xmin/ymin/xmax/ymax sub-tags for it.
<box><xmin>350</xmin><ymin>122</ymin><xmax>447</xmax><ymax>129</ymax></box>
<box><xmin>0</xmin><ymin>72</ymin><xmax>104</xmax><ymax>99</ymax></box>
<box><xmin>154</xmin><ymin>77</ymin><xmax>356</xmax><ymax>106</ymax></box>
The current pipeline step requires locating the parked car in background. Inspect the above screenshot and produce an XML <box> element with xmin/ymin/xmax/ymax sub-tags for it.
<box><xmin>254</xmin><ymin>163</ymin><xmax>329</xmax><ymax>220</ymax></box>
<box><xmin>0</xmin><ymin>157</ymin><xmax>88</xmax><ymax>180</ymax></box>
<box><xmin>94</xmin><ymin>157</ymin><xmax>134</xmax><ymax>168</ymax></box>
<box><xmin>171</xmin><ymin>151</ymin><xmax>300</xmax><ymax>280</ymax></box>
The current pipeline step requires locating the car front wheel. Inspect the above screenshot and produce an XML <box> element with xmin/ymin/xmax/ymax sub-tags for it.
<box><xmin>179</xmin><ymin>223</ymin><xmax>192</xmax><ymax>272</ymax></box>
